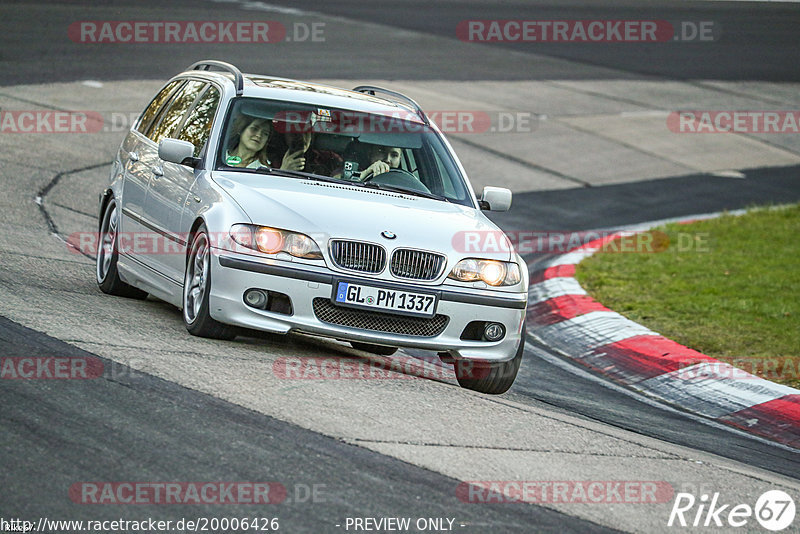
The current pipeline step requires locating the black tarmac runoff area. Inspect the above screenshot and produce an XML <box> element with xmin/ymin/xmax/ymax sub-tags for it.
<box><xmin>2</xmin><ymin>1</ymin><xmax>800</xmax><ymax>533</ymax></box>
<box><xmin>0</xmin><ymin>317</ymin><xmax>615</xmax><ymax>533</ymax></box>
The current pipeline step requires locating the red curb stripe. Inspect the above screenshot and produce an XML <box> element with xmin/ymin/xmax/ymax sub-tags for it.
<box><xmin>580</xmin><ymin>234</ymin><xmax>621</xmax><ymax>251</ymax></box>
<box><xmin>718</xmin><ymin>395</ymin><xmax>800</xmax><ymax>449</ymax></box>
<box><xmin>527</xmin><ymin>294</ymin><xmax>609</xmax><ymax>326</ymax></box>
<box><xmin>529</xmin><ymin>264</ymin><xmax>576</xmax><ymax>284</ymax></box>
<box><xmin>584</xmin><ymin>335</ymin><xmax>716</xmax><ymax>384</ymax></box>
<box><xmin>527</xmin><ymin>221</ymin><xmax>800</xmax><ymax>448</ymax></box>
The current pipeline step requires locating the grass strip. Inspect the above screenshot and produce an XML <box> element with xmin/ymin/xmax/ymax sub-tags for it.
<box><xmin>575</xmin><ymin>204</ymin><xmax>800</xmax><ymax>388</ymax></box>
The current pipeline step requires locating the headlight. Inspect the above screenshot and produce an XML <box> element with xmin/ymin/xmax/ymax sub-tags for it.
<box><xmin>230</xmin><ymin>224</ymin><xmax>323</xmax><ymax>260</ymax></box>
<box><xmin>448</xmin><ymin>258</ymin><xmax>521</xmax><ymax>286</ymax></box>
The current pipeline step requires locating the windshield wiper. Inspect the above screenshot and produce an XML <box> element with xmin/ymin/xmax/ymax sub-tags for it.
<box><xmin>360</xmin><ymin>181</ymin><xmax>448</xmax><ymax>201</ymax></box>
<box><xmin>254</xmin><ymin>166</ymin><xmax>352</xmax><ymax>185</ymax></box>
<box><xmin>250</xmin><ymin>166</ymin><xmax>447</xmax><ymax>200</ymax></box>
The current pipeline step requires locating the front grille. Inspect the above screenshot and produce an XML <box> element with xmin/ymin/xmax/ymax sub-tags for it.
<box><xmin>313</xmin><ymin>298</ymin><xmax>449</xmax><ymax>337</ymax></box>
<box><xmin>330</xmin><ymin>240</ymin><xmax>386</xmax><ymax>273</ymax></box>
<box><xmin>390</xmin><ymin>249</ymin><xmax>446</xmax><ymax>280</ymax></box>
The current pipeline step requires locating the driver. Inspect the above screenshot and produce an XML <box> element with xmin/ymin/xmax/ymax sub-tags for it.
<box><xmin>360</xmin><ymin>145</ymin><xmax>402</xmax><ymax>180</ymax></box>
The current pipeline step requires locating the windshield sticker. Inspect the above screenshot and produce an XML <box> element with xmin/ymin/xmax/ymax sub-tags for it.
<box><xmin>315</xmin><ymin>108</ymin><xmax>332</xmax><ymax>122</ymax></box>
<box><xmin>226</xmin><ymin>155</ymin><xmax>242</xmax><ymax>166</ymax></box>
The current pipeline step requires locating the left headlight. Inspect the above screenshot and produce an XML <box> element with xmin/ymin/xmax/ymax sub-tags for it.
<box><xmin>230</xmin><ymin>224</ymin><xmax>323</xmax><ymax>260</ymax></box>
<box><xmin>448</xmin><ymin>258</ymin><xmax>521</xmax><ymax>286</ymax></box>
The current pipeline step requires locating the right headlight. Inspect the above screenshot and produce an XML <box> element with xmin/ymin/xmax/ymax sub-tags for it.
<box><xmin>229</xmin><ymin>224</ymin><xmax>323</xmax><ymax>260</ymax></box>
<box><xmin>448</xmin><ymin>258</ymin><xmax>521</xmax><ymax>286</ymax></box>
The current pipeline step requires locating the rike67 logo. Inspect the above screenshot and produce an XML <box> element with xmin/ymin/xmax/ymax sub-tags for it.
<box><xmin>668</xmin><ymin>490</ymin><xmax>795</xmax><ymax>531</ymax></box>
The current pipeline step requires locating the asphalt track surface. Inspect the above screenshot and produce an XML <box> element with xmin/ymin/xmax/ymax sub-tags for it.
<box><xmin>3</xmin><ymin>0</ymin><xmax>800</xmax><ymax>83</ymax></box>
<box><xmin>2</xmin><ymin>0</ymin><xmax>800</xmax><ymax>532</ymax></box>
<box><xmin>0</xmin><ymin>317</ymin><xmax>603</xmax><ymax>533</ymax></box>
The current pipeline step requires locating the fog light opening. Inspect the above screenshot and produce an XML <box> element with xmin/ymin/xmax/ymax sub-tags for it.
<box><xmin>244</xmin><ymin>289</ymin><xmax>269</xmax><ymax>309</ymax></box>
<box><xmin>483</xmin><ymin>322</ymin><xmax>505</xmax><ymax>342</ymax></box>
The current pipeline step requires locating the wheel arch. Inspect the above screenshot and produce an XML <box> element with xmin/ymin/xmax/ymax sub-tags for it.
<box><xmin>98</xmin><ymin>188</ymin><xmax>115</xmax><ymax>230</ymax></box>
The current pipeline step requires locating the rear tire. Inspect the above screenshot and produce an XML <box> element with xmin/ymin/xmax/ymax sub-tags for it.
<box><xmin>183</xmin><ymin>224</ymin><xmax>237</xmax><ymax>340</ymax></box>
<box><xmin>455</xmin><ymin>330</ymin><xmax>524</xmax><ymax>395</ymax></box>
<box><xmin>96</xmin><ymin>199</ymin><xmax>148</xmax><ymax>299</ymax></box>
<box><xmin>350</xmin><ymin>342</ymin><xmax>398</xmax><ymax>356</ymax></box>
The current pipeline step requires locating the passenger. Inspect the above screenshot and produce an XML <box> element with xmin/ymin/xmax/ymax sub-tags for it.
<box><xmin>359</xmin><ymin>145</ymin><xmax>402</xmax><ymax>179</ymax></box>
<box><xmin>225</xmin><ymin>115</ymin><xmax>272</xmax><ymax>169</ymax></box>
<box><xmin>273</xmin><ymin>125</ymin><xmax>343</xmax><ymax>177</ymax></box>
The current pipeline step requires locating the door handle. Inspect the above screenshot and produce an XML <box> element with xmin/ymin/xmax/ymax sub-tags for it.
<box><xmin>128</xmin><ymin>152</ymin><xmax>139</xmax><ymax>162</ymax></box>
<box><xmin>153</xmin><ymin>166</ymin><xmax>164</xmax><ymax>178</ymax></box>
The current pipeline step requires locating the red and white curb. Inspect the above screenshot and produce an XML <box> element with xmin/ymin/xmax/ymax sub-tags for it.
<box><xmin>525</xmin><ymin>222</ymin><xmax>800</xmax><ymax>449</ymax></box>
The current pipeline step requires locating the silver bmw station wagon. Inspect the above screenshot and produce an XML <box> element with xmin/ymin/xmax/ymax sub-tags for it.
<box><xmin>97</xmin><ymin>60</ymin><xmax>528</xmax><ymax>394</ymax></box>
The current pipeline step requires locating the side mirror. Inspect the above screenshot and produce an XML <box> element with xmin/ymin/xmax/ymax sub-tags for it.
<box><xmin>479</xmin><ymin>186</ymin><xmax>512</xmax><ymax>212</ymax></box>
<box><xmin>159</xmin><ymin>138</ymin><xmax>198</xmax><ymax>167</ymax></box>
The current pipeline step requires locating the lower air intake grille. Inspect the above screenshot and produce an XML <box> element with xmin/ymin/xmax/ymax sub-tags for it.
<box><xmin>312</xmin><ymin>298</ymin><xmax>449</xmax><ymax>337</ymax></box>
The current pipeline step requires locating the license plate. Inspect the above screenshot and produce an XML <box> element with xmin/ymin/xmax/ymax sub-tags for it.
<box><xmin>333</xmin><ymin>281</ymin><xmax>437</xmax><ymax>318</ymax></box>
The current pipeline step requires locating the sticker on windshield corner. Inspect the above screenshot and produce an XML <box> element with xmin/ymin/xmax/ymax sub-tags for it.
<box><xmin>316</xmin><ymin>108</ymin><xmax>332</xmax><ymax>122</ymax></box>
<box><xmin>226</xmin><ymin>155</ymin><xmax>242</xmax><ymax>166</ymax></box>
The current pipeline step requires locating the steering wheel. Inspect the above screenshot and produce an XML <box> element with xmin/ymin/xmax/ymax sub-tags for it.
<box><xmin>364</xmin><ymin>169</ymin><xmax>431</xmax><ymax>194</ymax></box>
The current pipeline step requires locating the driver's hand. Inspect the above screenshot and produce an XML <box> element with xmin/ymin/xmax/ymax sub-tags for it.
<box><xmin>361</xmin><ymin>161</ymin><xmax>390</xmax><ymax>179</ymax></box>
<box><xmin>280</xmin><ymin>149</ymin><xmax>306</xmax><ymax>171</ymax></box>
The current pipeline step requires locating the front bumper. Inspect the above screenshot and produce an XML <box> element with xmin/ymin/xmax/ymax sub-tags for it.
<box><xmin>209</xmin><ymin>252</ymin><xmax>527</xmax><ymax>362</ymax></box>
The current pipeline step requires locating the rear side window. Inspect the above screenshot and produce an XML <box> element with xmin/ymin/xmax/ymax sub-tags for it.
<box><xmin>148</xmin><ymin>80</ymin><xmax>207</xmax><ymax>144</ymax></box>
<box><xmin>136</xmin><ymin>80</ymin><xmax>183</xmax><ymax>137</ymax></box>
<box><xmin>175</xmin><ymin>85</ymin><xmax>221</xmax><ymax>157</ymax></box>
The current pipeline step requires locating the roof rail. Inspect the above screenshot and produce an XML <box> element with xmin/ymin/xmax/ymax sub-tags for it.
<box><xmin>188</xmin><ymin>60</ymin><xmax>244</xmax><ymax>96</ymax></box>
<box><xmin>352</xmin><ymin>85</ymin><xmax>429</xmax><ymax>125</ymax></box>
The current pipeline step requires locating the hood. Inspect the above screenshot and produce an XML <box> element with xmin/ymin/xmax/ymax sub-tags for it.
<box><xmin>211</xmin><ymin>171</ymin><xmax>512</xmax><ymax>262</ymax></box>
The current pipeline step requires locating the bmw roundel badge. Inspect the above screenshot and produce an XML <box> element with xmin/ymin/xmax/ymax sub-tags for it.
<box><xmin>381</xmin><ymin>231</ymin><xmax>396</xmax><ymax>240</ymax></box>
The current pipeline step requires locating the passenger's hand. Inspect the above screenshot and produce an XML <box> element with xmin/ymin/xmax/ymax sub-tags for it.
<box><xmin>280</xmin><ymin>149</ymin><xmax>306</xmax><ymax>171</ymax></box>
<box><xmin>361</xmin><ymin>160</ymin><xmax>390</xmax><ymax>179</ymax></box>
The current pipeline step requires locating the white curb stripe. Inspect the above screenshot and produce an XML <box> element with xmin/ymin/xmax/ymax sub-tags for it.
<box><xmin>528</xmin><ymin>277</ymin><xmax>586</xmax><ymax>303</ymax></box>
<box><xmin>535</xmin><ymin>311</ymin><xmax>656</xmax><ymax>356</ymax></box>
<box><xmin>637</xmin><ymin>362</ymin><xmax>799</xmax><ymax>419</ymax></box>
<box><xmin>527</xmin><ymin>209</ymin><xmax>800</xmax><ymax>448</ymax></box>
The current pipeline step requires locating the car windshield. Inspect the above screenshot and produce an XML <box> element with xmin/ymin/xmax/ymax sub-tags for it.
<box><xmin>216</xmin><ymin>98</ymin><xmax>474</xmax><ymax>206</ymax></box>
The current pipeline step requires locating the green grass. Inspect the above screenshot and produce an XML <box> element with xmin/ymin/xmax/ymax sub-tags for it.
<box><xmin>575</xmin><ymin>204</ymin><xmax>800</xmax><ymax>388</ymax></box>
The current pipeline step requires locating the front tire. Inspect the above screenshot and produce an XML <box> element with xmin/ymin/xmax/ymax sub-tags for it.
<box><xmin>183</xmin><ymin>224</ymin><xmax>236</xmax><ymax>340</ymax></box>
<box><xmin>455</xmin><ymin>330</ymin><xmax>524</xmax><ymax>395</ymax></box>
<box><xmin>96</xmin><ymin>199</ymin><xmax>148</xmax><ymax>299</ymax></box>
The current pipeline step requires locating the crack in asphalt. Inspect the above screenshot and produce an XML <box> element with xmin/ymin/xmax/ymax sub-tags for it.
<box><xmin>548</xmin><ymin>79</ymin><xmax>800</xmax><ymax>159</ymax></box>
<box><xmin>51</xmin><ymin>201</ymin><xmax>95</xmax><ymax>219</ymax></box>
<box><xmin>449</xmin><ymin>135</ymin><xmax>592</xmax><ymax>188</ymax></box>
<box><xmin>36</xmin><ymin>161</ymin><xmax>110</xmax><ymax>260</ymax></box>
<box><xmin>0</xmin><ymin>249</ymin><xmax>92</xmax><ymax>265</ymax></box>
<box><xmin>0</xmin><ymin>91</ymin><xmax>79</xmax><ymax>111</ymax></box>
<box><xmin>348</xmin><ymin>438</ymin><xmax>681</xmax><ymax>458</ymax></box>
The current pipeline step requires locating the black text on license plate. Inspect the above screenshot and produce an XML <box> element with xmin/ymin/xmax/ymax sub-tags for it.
<box><xmin>334</xmin><ymin>282</ymin><xmax>436</xmax><ymax>317</ymax></box>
